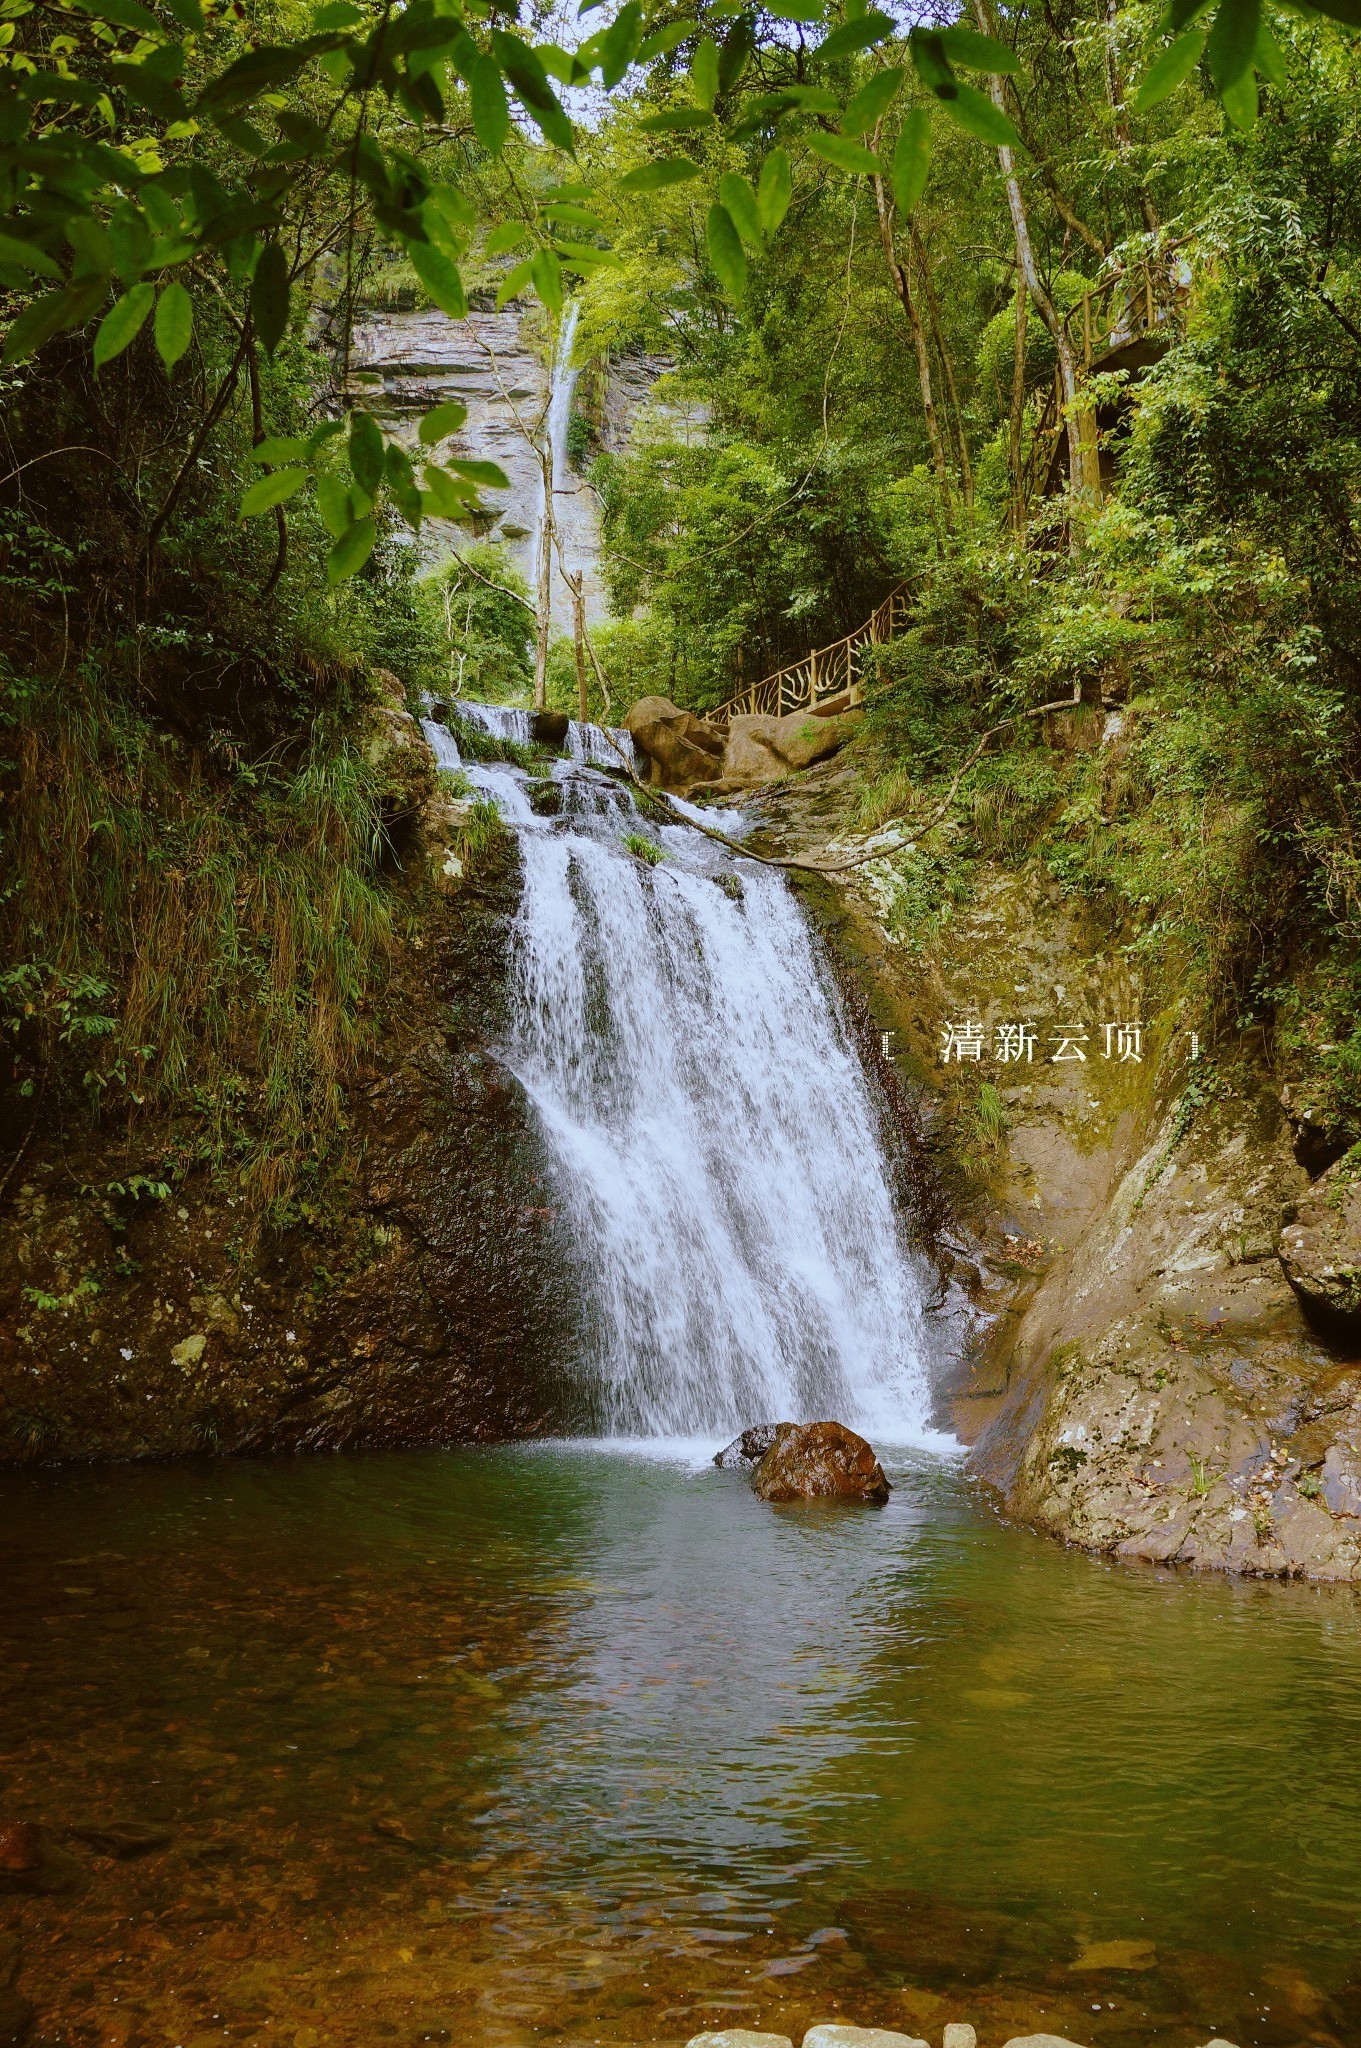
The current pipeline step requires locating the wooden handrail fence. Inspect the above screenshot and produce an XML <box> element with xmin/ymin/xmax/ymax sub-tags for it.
<box><xmin>712</xmin><ymin>581</ymin><xmax>914</xmax><ymax>728</ymax></box>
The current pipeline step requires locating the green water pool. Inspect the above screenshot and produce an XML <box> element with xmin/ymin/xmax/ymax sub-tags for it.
<box><xmin>2</xmin><ymin>1444</ymin><xmax>1358</xmax><ymax>2047</ymax></box>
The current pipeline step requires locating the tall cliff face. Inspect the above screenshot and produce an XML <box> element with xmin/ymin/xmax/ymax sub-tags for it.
<box><xmin>0</xmin><ymin>712</ymin><xmax>589</xmax><ymax>1463</ymax></box>
<box><xmin>746</xmin><ymin>758</ymin><xmax>1361</xmax><ymax>1583</ymax></box>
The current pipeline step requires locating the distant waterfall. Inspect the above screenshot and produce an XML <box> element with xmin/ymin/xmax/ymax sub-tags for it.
<box><xmin>435</xmin><ymin>707</ymin><xmax>938</xmax><ymax>1444</ymax></box>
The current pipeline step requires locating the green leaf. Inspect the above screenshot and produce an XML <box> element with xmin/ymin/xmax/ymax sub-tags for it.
<box><xmin>598</xmin><ymin>0</ymin><xmax>642</xmax><ymax>85</ymax></box>
<box><xmin>93</xmin><ymin>282</ymin><xmax>154</xmax><ymax>371</ymax></box>
<box><xmin>423</xmin><ymin>465</ymin><xmax>477</xmax><ymax>518</ymax></box>
<box><xmin>718</xmin><ymin>16</ymin><xmax>754</xmax><ymax>90</ymax></box>
<box><xmin>636</xmin><ymin>21</ymin><xmax>690</xmax><ymax>58</ymax></box>
<box><xmin>617</xmin><ymin>156</ymin><xmax>703</xmax><ymax>191</ymax></box>
<box><xmin>638</xmin><ymin>106</ymin><xmax>716</xmax><ymax>131</ymax></box>
<box><xmin>161</xmin><ymin>0</ymin><xmax>205</xmax><ymax>31</ymax></box>
<box><xmin>841</xmin><ymin>65</ymin><xmax>904</xmax><ymax>135</ymax></box>
<box><xmin>240</xmin><ymin>467</ymin><xmax>308</xmax><ymax>515</ymax></box>
<box><xmin>890</xmin><ymin>105</ymin><xmax>932</xmax><ymax>214</ymax></box>
<box><xmin>485</xmin><ymin>219</ymin><xmax>531</xmax><ymax>254</ymax></box>
<box><xmin>349</xmin><ymin>411</ymin><xmax>385</xmax><ymax>498</ymax></box>
<box><xmin>771</xmin><ymin>0</ymin><xmax>825</xmax><ymax>18</ymax></box>
<box><xmin>1219</xmin><ymin>61</ymin><xmax>1258</xmax><ymax>123</ymax></box>
<box><xmin>690</xmin><ymin>35</ymin><xmax>719</xmax><ymax>107</ymax></box>
<box><xmin>706</xmin><ymin>201</ymin><xmax>747</xmax><ymax>300</ymax></box>
<box><xmin>816</xmin><ymin>9</ymin><xmax>894</xmax><ymax>62</ymax></box>
<box><xmin>1133</xmin><ymin>26</ymin><xmax>1207</xmax><ymax>109</ymax></box>
<box><xmin>756</xmin><ymin>147</ymin><xmax>792</xmax><ymax>234</ymax></box>
<box><xmin>531</xmin><ymin>246</ymin><xmax>564</xmax><ymax>314</ymax></box>
<box><xmin>409</xmin><ymin>239</ymin><xmax>467</xmax><ymax>316</ymax></box>
<box><xmin>1162</xmin><ymin>0</ymin><xmax>1214</xmax><ymax>28</ymax></box>
<box><xmin>496</xmin><ymin>255</ymin><xmax>536</xmax><ymax>308</ymax></box>
<box><xmin>250</xmin><ymin>239</ymin><xmax>290</xmax><ymax>356</ymax></box>
<box><xmin>1288</xmin><ymin>0</ymin><xmax>1361</xmax><ymax>24</ymax></box>
<box><xmin>553</xmin><ymin>240</ymin><xmax>625</xmax><ymax>270</ymax></box>
<box><xmin>0</xmin><ymin>232</ymin><xmax>60</xmax><ymax>278</ymax></box>
<box><xmin>939</xmin><ymin>80</ymin><xmax>1023</xmax><ymax>147</ymax></box>
<box><xmin>1</xmin><ymin>277</ymin><xmax>105</xmax><ymax>367</ymax></box>
<box><xmin>806</xmin><ymin>130</ymin><xmax>881</xmax><ymax>175</ymax></box>
<box><xmin>248</xmin><ymin>435</ymin><xmax>309</xmax><ymax>462</ymax></box>
<box><xmin>154</xmin><ymin>279</ymin><xmax>193</xmax><ymax>369</ymax></box>
<box><xmin>935</xmin><ymin>23</ymin><xmax>1023</xmax><ymax>73</ymax></box>
<box><xmin>327</xmin><ymin>516</ymin><xmax>377</xmax><ymax>585</ymax></box>
<box><xmin>491</xmin><ymin>30</ymin><xmax>575</xmax><ymax>150</ymax></box>
<box><xmin>470</xmin><ymin>53</ymin><xmax>509</xmax><ymax>153</ymax></box>
<box><xmin>718</xmin><ymin>171</ymin><xmax>763</xmax><ymax>249</ymax></box>
<box><xmin>1205</xmin><ymin>0</ymin><xmax>1260</xmax><ymax>89</ymax></box>
<box><xmin>444</xmin><ymin>456</ymin><xmax>511</xmax><ymax>488</ymax></box>
<box><xmin>315</xmin><ymin>471</ymin><xmax>353</xmax><ymax>538</ymax></box>
<box><xmin>909</xmin><ymin>30</ymin><xmax>958</xmax><ymax>96</ymax></box>
<box><xmin>67</xmin><ymin>0</ymin><xmax>160</xmax><ymax>36</ymax></box>
<box><xmin>419</xmin><ymin>399</ymin><xmax>468</xmax><ymax>445</ymax></box>
<box><xmin>385</xmin><ymin>441</ymin><xmax>422</xmax><ymax>524</ymax></box>
<box><xmin>1253</xmin><ymin>19</ymin><xmax>1287</xmax><ymax>84</ymax></box>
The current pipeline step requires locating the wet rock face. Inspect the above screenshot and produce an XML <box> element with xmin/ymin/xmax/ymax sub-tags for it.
<box><xmin>751</xmin><ymin>1421</ymin><xmax>891</xmax><ymax>1505</ymax></box>
<box><xmin>1279</xmin><ymin>1159</ymin><xmax>1361</xmax><ymax>1336</ymax></box>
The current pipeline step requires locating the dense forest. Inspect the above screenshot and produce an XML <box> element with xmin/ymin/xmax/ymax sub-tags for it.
<box><xmin>2</xmin><ymin>0</ymin><xmax>1360</xmax><ymax>1220</ymax></box>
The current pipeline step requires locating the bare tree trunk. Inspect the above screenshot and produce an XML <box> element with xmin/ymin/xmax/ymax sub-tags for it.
<box><xmin>910</xmin><ymin>220</ymin><xmax>973</xmax><ymax>508</ymax></box>
<box><xmin>1009</xmin><ymin>282</ymin><xmax>1029</xmax><ymax>538</ymax></box>
<box><xmin>569</xmin><ymin>570</ymin><xmax>588</xmax><ymax>723</ymax></box>
<box><xmin>872</xmin><ymin>168</ymin><xmax>954</xmax><ymax>531</ymax></box>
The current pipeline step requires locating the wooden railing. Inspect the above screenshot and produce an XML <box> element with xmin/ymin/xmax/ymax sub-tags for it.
<box><xmin>713</xmin><ymin>581</ymin><xmax>914</xmax><ymax>727</ymax></box>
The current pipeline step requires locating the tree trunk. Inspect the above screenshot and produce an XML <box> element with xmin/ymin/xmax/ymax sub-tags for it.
<box><xmin>569</xmin><ymin>571</ymin><xmax>588</xmax><ymax>723</ymax></box>
<box><xmin>872</xmin><ymin>169</ymin><xmax>954</xmax><ymax>531</ymax></box>
<box><xmin>974</xmin><ymin>0</ymin><xmax>1102</xmax><ymax>538</ymax></box>
<box><xmin>911</xmin><ymin>220</ymin><xmax>974</xmax><ymax>508</ymax></box>
<box><xmin>1105</xmin><ymin>0</ymin><xmax>1160</xmax><ymax>236</ymax></box>
<box><xmin>1009</xmin><ymin>282</ymin><xmax>1029</xmax><ymax>538</ymax></box>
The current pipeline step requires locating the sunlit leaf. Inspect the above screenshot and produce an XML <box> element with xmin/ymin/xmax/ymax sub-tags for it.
<box><xmin>409</xmin><ymin>240</ymin><xmax>467</xmax><ymax>316</ymax></box>
<box><xmin>1205</xmin><ymin>0</ymin><xmax>1260</xmax><ymax>89</ymax></box>
<box><xmin>890</xmin><ymin>105</ymin><xmax>932</xmax><ymax>214</ymax></box>
<box><xmin>327</xmin><ymin>516</ymin><xmax>377</xmax><ymax>584</ymax></box>
<box><xmin>496</xmin><ymin>255</ymin><xmax>536</xmax><ymax>307</ymax></box>
<box><xmin>240</xmin><ymin>466</ymin><xmax>307</xmax><ymax>515</ymax></box>
<box><xmin>618</xmin><ymin>156</ymin><xmax>702</xmax><ymax>191</ymax></box>
<box><xmin>841</xmin><ymin>66</ymin><xmax>904</xmax><ymax>136</ymax></box>
<box><xmin>756</xmin><ymin>147</ymin><xmax>792</xmax><ymax>234</ymax></box>
<box><xmin>636</xmin><ymin>21</ymin><xmax>690</xmax><ymax>58</ymax></box>
<box><xmin>315</xmin><ymin>470</ymin><xmax>353</xmax><ymax>537</ymax></box>
<box><xmin>445</xmin><ymin>456</ymin><xmax>511</xmax><ymax>487</ymax></box>
<box><xmin>1253</xmin><ymin>18</ymin><xmax>1287</xmax><ymax>83</ymax></box>
<box><xmin>531</xmin><ymin>245</ymin><xmax>564</xmax><ymax>313</ymax></box>
<box><xmin>154</xmin><ymin>278</ymin><xmax>193</xmax><ymax>368</ymax></box>
<box><xmin>93</xmin><ymin>282</ymin><xmax>154</xmax><ymax>370</ymax></box>
<box><xmin>706</xmin><ymin>201</ymin><xmax>747</xmax><ymax>299</ymax></box>
<box><xmin>247</xmin><ymin>435</ymin><xmax>309</xmax><ymax>462</ymax></box>
<box><xmin>816</xmin><ymin>9</ymin><xmax>894</xmax><ymax>62</ymax></box>
<box><xmin>690</xmin><ymin>35</ymin><xmax>719</xmax><ymax>106</ymax></box>
<box><xmin>598</xmin><ymin>0</ymin><xmax>643</xmax><ymax>85</ymax></box>
<box><xmin>939</xmin><ymin>80</ymin><xmax>1023</xmax><ymax>147</ymax></box>
<box><xmin>806</xmin><ymin>130</ymin><xmax>881</xmax><ymax>175</ymax></box>
<box><xmin>1219</xmin><ymin>61</ymin><xmax>1258</xmax><ymax>123</ymax></box>
<box><xmin>349</xmin><ymin>411</ymin><xmax>385</xmax><ymax>497</ymax></box>
<box><xmin>419</xmin><ymin>399</ymin><xmax>469</xmax><ymax>446</ymax></box>
<box><xmin>936</xmin><ymin>23</ymin><xmax>1023</xmax><ymax>73</ymax></box>
<box><xmin>638</xmin><ymin>106</ymin><xmax>716</xmax><ymax>130</ymax></box>
<box><xmin>1133</xmin><ymin>26</ymin><xmax>1207</xmax><ymax>110</ymax></box>
<box><xmin>719</xmin><ymin>170</ymin><xmax>763</xmax><ymax>249</ymax></box>
<box><xmin>470</xmin><ymin>53</ymin><xmax>509</xmax><ymax>152</ymax></box>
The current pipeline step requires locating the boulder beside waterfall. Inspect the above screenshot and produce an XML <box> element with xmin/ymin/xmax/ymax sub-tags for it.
<box><xmin>625</xmin><ymin>693</ymin><xmax>861</xmax><ymax>793</ymax></box>
<box><xmin>625</xmin><ymin>694</ymin><xmax>726</xmax><ymax>789</ymax></box>
<box><xmin>717</xmin><ymin>1421</ymin><xmax>892</xmax><ymax>1503</ymax></box>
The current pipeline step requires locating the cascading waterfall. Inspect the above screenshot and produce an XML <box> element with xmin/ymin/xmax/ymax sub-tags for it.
<box><xmin>433</xmin><ymin>703</ymin><xmax>940</xmax><ymax>1445</ymax></box>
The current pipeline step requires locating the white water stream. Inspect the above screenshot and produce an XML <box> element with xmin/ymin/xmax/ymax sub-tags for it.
<box><xmin>423</xmin><ymin>703</ymin><xmax>941</xmax><ymax>1445</ymax></box>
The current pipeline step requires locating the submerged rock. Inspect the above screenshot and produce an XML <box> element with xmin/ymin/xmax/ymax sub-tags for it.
<box><xmin>751</xmin><ymin>1421</ymin><xmax>891</xmax><ymax>1505</ymax></box>
<box><xmin>713</xmin><ymin>1424</ymin><xmax>781</xmax><ymax>1470</ymax></box>
<box><xmin>683</xmin><ymin>2034</ymin><xmax>793</xmax><ymax>2048</ymax></box>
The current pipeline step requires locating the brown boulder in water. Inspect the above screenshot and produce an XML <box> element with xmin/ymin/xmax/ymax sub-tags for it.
<box><xmin>751</xmin><ymin>1421</ymin><xmax>891</xmax><ymax>1505</ymax></box>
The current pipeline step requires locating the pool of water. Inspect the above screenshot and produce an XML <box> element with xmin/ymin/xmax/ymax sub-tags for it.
<box><xmin>3</xmin><ymin>1445</ymin><xmax>1359</xmax><ymax>2048</ymax></box>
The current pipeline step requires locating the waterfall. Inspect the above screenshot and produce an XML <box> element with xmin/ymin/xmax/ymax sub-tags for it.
<box><xmin>527</xmin><ymin>301</ymin><xmax>587</xmax><ymax>637</ymax></box>
<box><xmin>439</xmin><ymin>705</ymin><xmax>939</xmax><ymax>1446</ymax></box>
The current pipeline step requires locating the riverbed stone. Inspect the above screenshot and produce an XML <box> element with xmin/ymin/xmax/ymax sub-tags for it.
<box><xmin>1001</xmin><ymin>2037</ymin><xmax>1092</xmax><ymax>2048</ymax></box>
<box><xmin>770</xmin><ymin>709</ymin><xmax>857</xmax><ymax>771</ymax></box>
<box><xmin>941</xmin><ymin>2028</ymin><xmax>976</xmax><ymax>2048</ymax></box>
<box><xmin>721</xmin><ymin>714</ymin><xmax>786</xmax><ymax>785</ymax></box>
<box><xmin>751</xmin><ymin>1421</ymin><xmax>891</xmax><ymax>1505</ymax></box>
<box><xmin>683</xmin><ymin>2033</ymin><xmax>794</xmax><ymax>2048</ymax></box>
<box><xmin>803</xmin><ymin>2029</ymin><xmax>928</xmax><ymax>2048</ymax></box>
